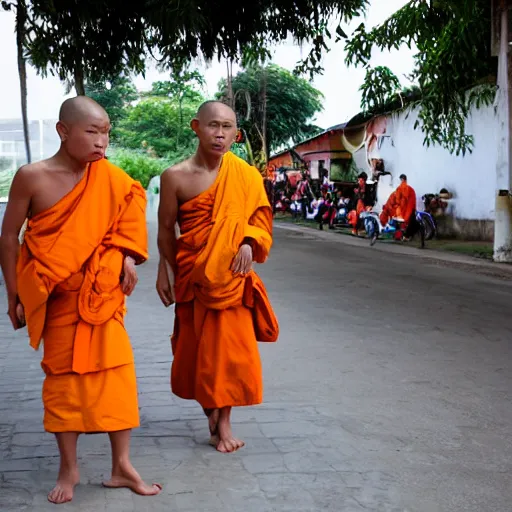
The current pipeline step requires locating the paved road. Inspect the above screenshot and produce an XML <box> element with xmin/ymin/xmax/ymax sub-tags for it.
<box><xmin>1</xmin><ymin>221</ymin><xmax>512</xmax><ymax>512</ymax></box>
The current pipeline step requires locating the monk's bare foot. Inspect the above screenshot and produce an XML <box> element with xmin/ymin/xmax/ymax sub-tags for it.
<box><xmin>205</xmin><ymin>408</ymin><xmax>220</xmax><ymax>447</ymax></box>
<box><xmin>216</xmin><ymin>407</ymin><xmax>245</xmax><ymax>453</ymax></box>
<box><xmin>47</xmin><ymin>468</ymin><xmax>80</xmax><ymax>504</ymax></box>
<box><xmin>103</xmin><ymin>460</ymin><xmax>162</xmax><ymax>496</ymax></box>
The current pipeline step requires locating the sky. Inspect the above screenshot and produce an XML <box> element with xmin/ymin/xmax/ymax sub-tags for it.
<box><xmin>0</xmin><ymin>0</ymin><xmax>415</xmax><ymax>129</ymax></box>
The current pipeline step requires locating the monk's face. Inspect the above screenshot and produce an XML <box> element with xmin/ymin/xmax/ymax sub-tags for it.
<box><xmin>58</xmin><ymin>109</ymin><xmax>111</xmax><ymax>163</ymax></box>
<box><xmin>358</xmin><ymin>177</ymin><xmax>366</xmax><ymax>188</ymax></box>
<box><xmin>192</xmin><ymin>103</ymin><xmax>237</xmax><ymax>156</ymax></box>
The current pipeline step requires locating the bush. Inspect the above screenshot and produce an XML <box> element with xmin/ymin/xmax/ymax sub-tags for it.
<box><xmin>108</xmin><ymin>148</ymin><xmax>175</xmax><ymax>189</ymax></box>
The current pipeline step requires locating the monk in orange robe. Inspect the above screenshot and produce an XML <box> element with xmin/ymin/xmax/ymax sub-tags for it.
<box><xmin>379</xmin><ymin>191</ymin><xmax>398</xmax><ymax>227</ymax></box>
<box><xmin>0</xmin><ymin>97</ymin><xmax>161</xmax><ymax>504</ymax></box>
<box><xmin>379</xmin><ymin>174</ymin><xmax>418</xmax><ymax>240</ymax></box>
<box><xmin>156</xmin><ymin>101</ymin><xmax>277</xmax><ymax>454</ymax></box>
<box><xmin>395</xmin><ymin>174</ymin><xmax>417</xmax><ymax>227</ymax></box>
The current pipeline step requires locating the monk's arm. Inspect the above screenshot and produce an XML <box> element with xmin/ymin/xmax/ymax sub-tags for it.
<box><xmin>0</xmin><ymin>168</ymin><xmax>31</xmax><ymax>305</ymax></box>
<box><xmin>244</xmin><ymin>174</ymin><xmax>273</xmax><ymax>263</ymax></box>
<box><xmin>157</xmin><ymin>170</ymin><xmax>178</xmax><ymax>278</ymax></box>
<box><xmin>104</xmin><ymin>183</ymin><xmax>149</xmax><ymax>265</ymax></box>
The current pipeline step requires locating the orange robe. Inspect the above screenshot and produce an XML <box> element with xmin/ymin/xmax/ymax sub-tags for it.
<box><xmin>380</xmin><ymin>191</ymin><xmax>398</xmax><ymax>227</ymax></box>
<box><xmin>171</xmin><ymin>152</ymin><xmax>276</xmax><ymax>409</ymax></box>
<box><xmin>17</xmin><ymin>159</ymin><xmax>148</xmax><ymax>433</ymax></box>
<box><xmin>396</xmin><ymin>182</ymin><xmax>417</xmax><ymax>226</ymax></box>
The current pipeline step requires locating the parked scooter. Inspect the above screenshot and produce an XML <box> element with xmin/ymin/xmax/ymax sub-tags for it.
<box><xmin>362</xmin><ymin>210</ymin><xmax>426</xmax><ymax>248</ymax></box>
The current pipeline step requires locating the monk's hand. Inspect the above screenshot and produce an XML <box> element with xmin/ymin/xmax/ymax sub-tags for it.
<box><xmin>7</xmin><ymin>298</ymin><xmax>25</xmax><ymax>330</ymax></box>
<box><xmin>231</xmin><ymin>244</ymin><xmax>253</xmax><ymax>276</ymax></box>
<box><xmin>156</xmin><ymin>264</ymin><xmax>175</xmax><ymax>307</ymax></box>
<box><xmin>121</xmin><ymin>256</ymin><xmax>138</xmax><ymax>296</ymax></box>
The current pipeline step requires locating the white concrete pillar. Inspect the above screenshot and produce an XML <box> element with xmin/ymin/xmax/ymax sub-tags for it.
<box><xmin>494</xmin><ymin>0</ymin><xmax>512</xmax><ymax>262</ymax></box>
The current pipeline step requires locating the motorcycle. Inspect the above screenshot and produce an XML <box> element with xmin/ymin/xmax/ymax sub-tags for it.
<box><xmin>361</xmin><ymin>210</ymin><xmax>426</xmax><ymax>249</ymax></box>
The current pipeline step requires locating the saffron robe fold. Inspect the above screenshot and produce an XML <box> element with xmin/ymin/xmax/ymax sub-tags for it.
<box><xmin>17</xmin><ymin>159</ymin><xmax>148</xmax><ymax>432</ymax></box>
<box><xmin>171</xmin><ymin>151</ymin><xmax>276</xmax><ymax>409</ymax></box>
<box><xmin>396</xmin><ymin>182</ymin><xmax>417</xmax><ymax>224</ymax></box>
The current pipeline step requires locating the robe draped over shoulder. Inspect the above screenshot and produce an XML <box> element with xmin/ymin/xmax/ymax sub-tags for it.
<box><xmin>171</xmin><ymin>152</ymin><xmax>276</xmax><ymax>409</ymax></box>
<box><xmin>16</xmin><ymin>158</ymin><xmax>148</xmax><ymax>432</ymax></box>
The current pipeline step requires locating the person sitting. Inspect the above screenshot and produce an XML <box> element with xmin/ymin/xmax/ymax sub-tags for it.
<box><xmin>348</xmin><ymin>172</ymin><xmax>374</xmax><ymax>235</ymax></box>
<box><xmin>380</xmin><ymin>174</ymin><xmax>419</xmax><ymax>241</ymax></box>
<box><xmin>395</xmin><ymin>174</ymin><xmax>419</xmax><ymax>241</ymax></box>
<box><xmin>315</xmin><ymin>185</ymin><xmax>336</xmax><ymax>230</ymax></box>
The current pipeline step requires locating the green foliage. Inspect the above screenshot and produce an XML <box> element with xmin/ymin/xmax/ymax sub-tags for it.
<box><xmin>85</xmin><ymin>76</ymin><xmax>138</xmax><ymax>133</ymax></box>
<box><xmin>144</xmin><ymin>69</ymin><xmax>206</xmax><ymax>146</ymax></box>
<box><xmin>0</xmin><ymin>169</ymin><xmax>16</xmax><ymax>198</ymax></box>
<box><xmin>5</xmin><ymin>1</ymin><xmax>369</xmax><ymax>95</ymax></box>
<box><xmin>150</xmin><ymin>1</ymin><xmax>369</xmax><ymax>75</ymax></box>
<box><xmin>230</xmin><ymin>143</ymin><xmax>250</xmax><ymax>163</ymax></box>
<box><xmin>20</xmin><ymin>1</ymin><xmax>148</xmax><ymax>93</ymax></box>
<box><xmin>0</xmin><ymin>157</ymin><xmax>13</xmax><ymax>172</ymax></box>
<box><xmin>217</xmin><ymin>64</ymin><xmax>324</xmax><ymax>156</ymax></box>
<box><xmin>115</xmin><ymin>96</ymin><xmax>201</xmax><ymax>158</ymax></box>
<box><xmin>359</xmin><ymin>66</ymin><xmax>402</xmax><ymax>112</ymax></box>
<box><xmin>345</xmin><ymin>0</ymin><xmax>497</xmax><ymax>156</ymax></box>
<box><xmin>108</xmin><ymin>148</ymin><xmax>175</xmax><ymax>189</ymax></box>
<box><xmin>148</xmin><ymin>69</ymin><xmax>205</xmax><ymax>103</ymax></box>
<box><xmin>330</xmin><ymin>158</ymin><xmax>358</xmax><ymax>182</ymax></box>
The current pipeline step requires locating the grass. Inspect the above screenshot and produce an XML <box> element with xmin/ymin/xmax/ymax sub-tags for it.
<box><xmin>426</xmin><ymin>240</ymin><xmax>494</xmax><ymax>260</ymax></box>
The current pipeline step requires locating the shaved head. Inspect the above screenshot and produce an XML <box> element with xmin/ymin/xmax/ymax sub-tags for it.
<box><xmin>191</xmin><ymin>101</ymin><xmax>238</xmax><ymax>157</ymax></box>
<box><xmin>195</xmin><ymin>101</ymin><xmax>236</xmax><ymax>123</ymax></box>
<box><xmin>59</xmin><ymin>96</ymin><xmax>109</xmax><ymax>125</ymax></box>
<box><xmin>56</xmin><ymin>96</ymin><xmax>111</xmax><ymax>163</ymax></box>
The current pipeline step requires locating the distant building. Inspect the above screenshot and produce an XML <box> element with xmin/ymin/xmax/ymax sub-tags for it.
<box><xmin>0</xmin><ymin>118</ymin><xmax>60</xmax><ymax>197</ymax></box>
<box><xmin>269</xmin><ymin>124</ymin><xmax>352</xmax><ymax>181</ymax></box>
<box><xmin>0</xmin><ymin>118</ymin><xmax>60</xmax><ymax>169</ymax></box>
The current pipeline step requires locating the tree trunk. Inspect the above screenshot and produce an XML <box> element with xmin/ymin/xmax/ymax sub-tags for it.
<box><xmin>226</xmin><ymin>59</ymin><xmax>234</xmax><ymax>108</ymax></box>
<box><xmin>74</xmin><ymin>65</ymin><xmax>86</xmax><ymax>96</ymax></box>
<box><xmin>16</xmin><ymin>0</ymin><xmax>31</xmax><ymax>164</ymax></box>
<box><xmin>177</xmin><ymin>94</ymin><xmax>183</xmax><ymax>148</ymax></box>
<box><xmin>260</xmin><ymin>67</ymin><xmax>268</xmax><ymax>165</ymax></box>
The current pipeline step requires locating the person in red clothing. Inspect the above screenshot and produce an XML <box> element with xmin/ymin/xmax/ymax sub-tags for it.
<box><xmin>395</xmin><ymin>174</ymin><xmax>419</xmax><ymax>241</ymax></box>
<box><xmin>379</xmin><ymin>191</ymin><xmax>398</xmax><ymax>228</ymax></box>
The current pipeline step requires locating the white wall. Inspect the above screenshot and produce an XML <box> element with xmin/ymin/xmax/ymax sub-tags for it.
<box><xmin>366</xmin><ymin>104</ymin><xmax>498</xmax><ymax>220</ymax></box>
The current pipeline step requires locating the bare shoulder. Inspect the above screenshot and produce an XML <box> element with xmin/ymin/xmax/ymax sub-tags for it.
<box><xmin>160</xmin><ymin>158</ymin><xmax>193</xmax><ymax>186</ymax></box>
<box><xmin>11</xmin><ymin>160</ymin><xmax>50</xmax><ymax>192</ymax></box>
<box><xmin>161</xmin><ymin>158</ymin><xmax>196</xmax><ymax>191</ymax></box>
<box><xmin>14</xmin><ymin>160</ymin><xmax>48</xmax><ymax>179</ymax></box>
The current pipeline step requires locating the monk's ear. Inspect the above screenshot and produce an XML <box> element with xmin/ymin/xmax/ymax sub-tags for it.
<box><xmin>190</xmin><ymin>118</ymin><xmax>199</xmax><ymax>135</ymax></box>
<box><xmin>56</xmin><ymin>121</ymin><xmax>69</xmax><ymax>142</ymax></box>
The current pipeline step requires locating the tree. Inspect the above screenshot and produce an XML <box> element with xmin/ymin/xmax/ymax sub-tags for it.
<box><xmin>359</xmin><ymin>66</ymin><xmax>402</xmax><ymax>113</ymax></box>
<box><xmin>85</xmin><ymin>76</ymin><xmax>138</xmax><ymax>136</ymax></box>
<box><xmin>344</xmin><ymin>0</ymin><xmax>497</xmax><ymax>156</ymax></box>
<box><xmin>21</xmin><ymin>1</ymin><xmax>369</xmax><ymax>96</ymax></box>
<box><xmin>25</xmin><ymin>1</ymin><xmax>148</xmax><ymax>95</ymax></box>
<box><xmin>149</xmin><ymin>1</ymin><xmax>369</xmax><ymax>75</ymax></box>
<box><xmin>217</xmin><ymin>64</ymin><xmax>324</xmax><ymax>162</ymax></box>
<box><xmin>147</xmin><ymin>69</ymin><xmax>205</xmax><ymax>146</ymax></box>
<box><xmin>8</xmin><ymin>0</ymin><xmax>369</xmax><ymax>172</ymax></box>
<box><xmin>115</xmin><ymin>93</ymin><xmax>203</xmax><ymax>159</ymax></box>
